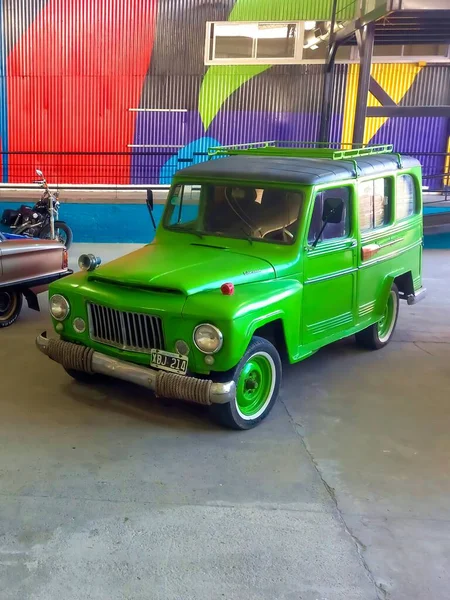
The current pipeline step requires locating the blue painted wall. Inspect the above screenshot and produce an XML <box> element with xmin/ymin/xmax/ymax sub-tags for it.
<box><xmin>0</xmin><ymin>202</ymin><xmax>163</xmax><ymax>244</ymax></box>
<box><xmin>1</xmin><ymin>202</ymin><xmax>448</xmax><ymax>247</ymax></box>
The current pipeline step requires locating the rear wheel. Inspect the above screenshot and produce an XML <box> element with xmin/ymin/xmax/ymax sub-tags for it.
<box><xmin>0</xmin><ymin>290</ymin><xmax>23</xmax><ymax>328</ymax></box>
<box><xmin>210</xmin><ymin>336</ymin><xmax>282</xmax><ymax>430</ymax></box>
<box><xmin>356</xmin><ymin>284</ymin><xmax>399</xmax><ymax>350</ymax></box>
<box><xmin>39</xmin><ymin>221</ymin><xmax>73</xmax><ymax>249</ymax></box>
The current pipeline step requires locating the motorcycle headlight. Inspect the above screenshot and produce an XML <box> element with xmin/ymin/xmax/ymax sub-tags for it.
<box><xmin>193</xmin><ymin>324</ymin><xmax>223</xmax><ymax>354</ymax></box>
<box><xmin>50</xmin><ymin>294</ymin><xmax>70</xmax><ymax>321</ymax></box>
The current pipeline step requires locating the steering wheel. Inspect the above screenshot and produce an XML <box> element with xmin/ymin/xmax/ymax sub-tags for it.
<box><xmin>262</xmin><ymin>226</ymin><xmax>294</xmax><ymax>243</ymax></box>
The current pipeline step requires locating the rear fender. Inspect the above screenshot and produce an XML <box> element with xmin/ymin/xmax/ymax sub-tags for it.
<box><xmin>377</xmin><ymin>270</ymin><xmax>413</xmax><ymax>314</ymax></box>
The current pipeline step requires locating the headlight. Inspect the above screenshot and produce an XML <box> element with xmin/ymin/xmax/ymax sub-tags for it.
<box><xmin>193</xmin><ymin>324</ymin><xmax>223</xmax><ymax>354</ymax></box>
<box><xmin>78</xmin><ymin>253</ymin><xmax>101</xmax><ymax>272</ymax></box>
<box><xmin>50</xmin><ymin>294</ymin><xmax>70</xmax><ymax>321</ymax></box>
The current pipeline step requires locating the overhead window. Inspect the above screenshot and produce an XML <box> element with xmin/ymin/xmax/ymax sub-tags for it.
<box><xmin>206</xmin><ymin>23</ymin><xmax>450</xmax><ymax>66</ymax></box>
<box><xmin>359</xmin><ymin>178</ymin><xmax>391</xmax><ymax>232</ymax></box>
<box><xmin>206</xmin><ymin>21</ymin><xmax>303</xmax><ymax>64</ymax></box>
<box><xmin>373</xmin><ymin>44</ymin><xmax>449</xmax><ymax>61</ymax></box>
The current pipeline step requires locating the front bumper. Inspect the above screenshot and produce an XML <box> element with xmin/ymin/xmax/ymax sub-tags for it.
<box><xmin>36</xmin><ymin>332</ymin><xmax>234</xmax><ymax>406</ymax></box>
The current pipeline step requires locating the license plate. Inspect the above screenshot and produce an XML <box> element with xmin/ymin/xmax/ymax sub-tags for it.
<box><xmin>150</xmin><ymin>349</ymin><xmax>188</xmax><ymax>375</ymax></box>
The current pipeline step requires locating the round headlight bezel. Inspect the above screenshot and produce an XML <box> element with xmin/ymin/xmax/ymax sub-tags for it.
<box><xmin>49</xmin><ymin>294</ymin><xmax>70</xmax><ymax>322</ymax></box>
<box><xmin>193</xmin><ymin>323</ymin><xmax>223</xmax><ymax>354</ymax></box>
<box><xmin>73</xmin><ymin>317</ymin><xmax>86</xmax><ymax>333</ymax></box>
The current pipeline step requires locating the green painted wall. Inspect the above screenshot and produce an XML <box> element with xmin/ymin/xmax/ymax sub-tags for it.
<box><xmin>199</xmin><ymin>65</ymin><xmax>271</xmax><ymax>130</ymax></box>
<box><xmin>230</xmin><ymin>0</ymin><xmax>352</xmax><ymax>21</ymax></box>
<box><xmin>199</xmin><ymin>0</ymin><xmax>354</xmax><ymax>130</ymax></box>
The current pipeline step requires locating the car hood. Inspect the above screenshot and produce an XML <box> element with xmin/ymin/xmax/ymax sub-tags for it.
<box><xmin>88</xmin><ymin>242</ymin><xmax>276</xmax><ymax>296</ymax></box>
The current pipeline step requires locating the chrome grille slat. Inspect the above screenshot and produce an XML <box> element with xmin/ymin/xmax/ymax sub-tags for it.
<box><xmin>100</xmin><ymin>305</ymin><xmax>107</xmax><ymax>341</ymax></box>
<box><xmin>156</xmin><ymin>318</ymin><xmax>163</xmax><ymax>350</ymax></box>
<box><xmin>137</xmin><ymin>314</ymin><xmax>145</xmax><ymax>348</ymax></box>
<box><xmin>143</xmin><ymin>315</ymin><xmax>151</xmax><ymax>349</ymax></box>
<box><xmin>148</xmin><ymin>315</ymin><xmax>157</xmax><ymax>348</ymax></box>
<box><xmin>88</xmin><ymin>303</ymin><xmax>164</xmax><ymax>353</ymax></box>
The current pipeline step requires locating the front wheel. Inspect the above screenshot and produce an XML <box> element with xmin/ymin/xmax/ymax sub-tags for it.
<box><xmin>355</xmin><ymin>283</ymin><xmax>399</xmax><ymax>350</ymax></box>
<box><xmin>0</xmin><ymin>290</ymin><xmax>23</xmax><ymax>328</ymax></box>
<box><xmin>39</xmin><ymin>221</ymin><xmax>73</xmax><ymax>249</ymax></box>
<box><xmin>210</xmin><ymin>336</ymin><xmax>282</xmax><ymax>430</ymax></box>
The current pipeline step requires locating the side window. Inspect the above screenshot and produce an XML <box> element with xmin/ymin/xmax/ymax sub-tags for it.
<box><xmin>359</xmin><ymin>178</ymin><xmax>391</xmax><ymax>232</ymax></box>
<box><xmin>307</xmin><ymin>187</ymin><xmax>351</xmax><ymax>244</ymax></box>
<box><xmin>396</xmin><ymin>174</ymin><xmax>416</xmax><ymax>220</ymax></box>
<box><xmin>168</xmin><ymin>185</ymin><xmax>201</xmax><ymax>226</ymax></box>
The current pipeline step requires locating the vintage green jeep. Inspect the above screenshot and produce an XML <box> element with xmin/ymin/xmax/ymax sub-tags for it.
<box><xmin>36</xmin><ymin>143</ymin><xmax>426</xmax><ymax>429</ymax></box>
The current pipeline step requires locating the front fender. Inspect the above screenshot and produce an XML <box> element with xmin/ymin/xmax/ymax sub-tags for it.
<box><xmin>182</xmin><ymin>278</ymin><xmax>302</xmax><ymax>373</ymax></box>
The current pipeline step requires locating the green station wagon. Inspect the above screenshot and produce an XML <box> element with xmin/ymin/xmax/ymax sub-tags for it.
<box><xmin>37</xmin><ymin>143</ymin><xmax>426</xmax><ymax>429</ymax></box>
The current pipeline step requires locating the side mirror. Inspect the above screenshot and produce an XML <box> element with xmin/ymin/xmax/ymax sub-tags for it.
<box><xmin>322</xmin><ymin>197</ymin><xmax>344</xmax><ymax>224</ymax></box>
<box><xmin>146</xmin><ymin>189</ymin><xmax>156</xmax><ymax>230</ymax></box>
<box><xmin>146</xmin><ymin>189</ymin><xmax>153</xmax><ymax>210</ymax></box>
<box><xmin>36</xmin><ymin>169</ymin><xmax>43</xmax><ymax>177</ymax></box>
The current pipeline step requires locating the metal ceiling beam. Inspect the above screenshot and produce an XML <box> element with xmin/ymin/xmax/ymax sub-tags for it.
<box><xmin>318</xmin><ymin>0</ymin><xmax>338</xmax><ymax>143</ymax></box>
<box><xmin>353</xmin><ymin>23</ymin><xmax>376</xmax><ymax>146</ymax></box>
<box><xmin>369</xmin><ymin>78</ymin><xmax>396</xmax><ymax>106</ymax></box>
<box><xmin>367</xmin><ymin>106</ymin><xmax>450</xmax><ymax>116</ymax></box>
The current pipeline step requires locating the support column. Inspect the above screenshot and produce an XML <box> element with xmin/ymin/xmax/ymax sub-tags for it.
<box><xmin>352</xmin><ymin>22</ymin><xmax>375</xmax><ymax>146</ymax></box>
<box><xmin>318</xmin><ymin>44</ymin><xmax>338</xmax><ymax>143</ymax></box>
<box><xmin>318</xmin><ymin>0</ymin><xmax>338</xmax><ymax>143</ymax></box>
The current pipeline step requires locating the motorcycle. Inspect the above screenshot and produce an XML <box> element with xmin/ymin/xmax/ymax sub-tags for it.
<box><xmin>1</xmin><ymin>170</ymin><xmax>73</xmax><ymax>249</ymax></box>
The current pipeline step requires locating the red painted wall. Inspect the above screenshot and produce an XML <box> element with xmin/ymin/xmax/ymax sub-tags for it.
<box><xmin>6</xmin><ymin>0</ymin><xmax>156</xmax><ymax>183</ymax></box>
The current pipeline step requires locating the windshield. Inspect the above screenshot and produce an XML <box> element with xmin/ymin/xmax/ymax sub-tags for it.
<box><xmin>163</xmin><ymin>183</ymin><xmax>304</xmax><ymax>244</ymax></box>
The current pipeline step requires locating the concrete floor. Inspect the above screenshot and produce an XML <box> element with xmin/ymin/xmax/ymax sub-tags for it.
<box><xmin>1</xmin><ymin>245</ymin><xmax>449</xmax><ymax>600</ymax></box>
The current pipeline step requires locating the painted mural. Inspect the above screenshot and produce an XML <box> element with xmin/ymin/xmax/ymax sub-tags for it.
<box><xmin>0</xmin><ymin>0</ymin><xmax>448</xmax><ymax>188</ymax></box>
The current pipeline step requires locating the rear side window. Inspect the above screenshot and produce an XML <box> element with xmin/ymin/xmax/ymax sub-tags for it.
<box><xmin>396</xmin><ymin>174</ymin><xmax>416</xmax><ymax>220</ymax></box>
<box><xmin>307</xmin><ymin>187</ymin><xmax>351</xmax><ymax>244</ymax></box>
<box><xmin>358</xmin><ymin>178</ymin><xmax>391</xmax><ymax>232</ymax></box>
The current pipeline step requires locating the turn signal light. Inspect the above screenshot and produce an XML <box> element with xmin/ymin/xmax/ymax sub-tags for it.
<box><xmin>62</xmin><ymin>248</ymin><xmax>68</xmax><ymax>269</ymax></box>
<box><xmin>221</xmin><ymin>282</ymin><xmax>234</xmax><ymax>295</ymax></box>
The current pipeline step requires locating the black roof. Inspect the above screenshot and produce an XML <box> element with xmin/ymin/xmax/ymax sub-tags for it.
<box><xmin>175</xmin><ymin>154</ymin><xmax>421</xmax><ymax>186</ymax></box>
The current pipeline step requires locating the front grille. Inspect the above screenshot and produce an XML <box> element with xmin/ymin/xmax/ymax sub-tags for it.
<box><xmin>87</xmin><ymin>303</ymin><xmax>164</xmax><ymax>352</ymax></box>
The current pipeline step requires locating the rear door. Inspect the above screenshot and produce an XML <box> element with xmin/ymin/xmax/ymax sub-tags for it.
<box><xmin>302</xmin><ymin>184</ymin><xmax>357</xmax><ymax>347</ymax></box>
<box><xmin>357</xmin><ymin>173</ymin><xmax>422</xmax><ymax>323</ymax></box>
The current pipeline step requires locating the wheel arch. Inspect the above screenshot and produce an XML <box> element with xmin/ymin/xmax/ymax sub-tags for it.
<box><xmin>249</xmin><ymin>315</ymin><xmax>290</xmax><ymax>362</ymax></box>
<box><xmin>377</xmin><ymin>270</ymin><xmax>412</xmax><ymax>313</ymax></box>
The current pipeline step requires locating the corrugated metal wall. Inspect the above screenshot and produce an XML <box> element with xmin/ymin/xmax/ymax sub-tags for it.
<box><xmin>1</xmin><ymin>0</ymin><xmax>158</xmax><ymax>184</ymax></box>
<box><xmin>0</xmin><ymin>0</ymin><xmax>448</xmax><ymax>185</ymax></box>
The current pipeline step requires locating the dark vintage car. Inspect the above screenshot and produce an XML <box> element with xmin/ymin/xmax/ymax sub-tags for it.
<box><xmin>0</xmin><ymin>232</ymin><xmax>72</xmax><ymax>327</ymax></box>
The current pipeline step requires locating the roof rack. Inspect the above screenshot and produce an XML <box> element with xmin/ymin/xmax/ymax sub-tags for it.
<box><xmin>208</xmin><ymin>141</ymin><xmax>394</xmax><ymax>161</ymax></box>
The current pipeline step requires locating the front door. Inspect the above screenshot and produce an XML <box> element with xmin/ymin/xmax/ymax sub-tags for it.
<box><xmin>302</xmin><ymin>185</ymin><xmax>357</xmax><ymax>347</ymax></box>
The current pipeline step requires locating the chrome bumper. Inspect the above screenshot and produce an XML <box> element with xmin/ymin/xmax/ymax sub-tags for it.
<box><xmin>36</xmin><ymin>332</ymin><xmax>234</xmax><ymax>406</ymax></box>
<box><xmin>406</xmin><ymin>287</ymin><xmax>427</xmax><ymax>305</ymax></box>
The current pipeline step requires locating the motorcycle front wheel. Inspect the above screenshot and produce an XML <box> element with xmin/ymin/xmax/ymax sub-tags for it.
<box><xmin>39</xmin><ymin>221</ymin><xmax>73</xmax><ymax>249</ymax></box>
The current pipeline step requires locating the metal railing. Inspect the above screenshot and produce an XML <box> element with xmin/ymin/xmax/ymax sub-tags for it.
<box><xmin>402</xmin><ymin>151</ymin><xmax>450</xmax><ymax>203</ymax></box>
<box><xmin>0</xmin><ymin>149</ymin><xmax>448</xmax><ymax>199</ymax></box>
<box><xmin>0</xmin><ymin>150</ymin><xmax>209</xmax><ymax>188</ymax></box>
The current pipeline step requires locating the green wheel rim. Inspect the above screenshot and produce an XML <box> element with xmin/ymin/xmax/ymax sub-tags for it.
<box><xmin>377</xmin><ymin>290</ymin><xmax>396</xmax><ymax>342</ymax></box>
<box><xmin>236</xmin><ymin>352</ymin><xmax>275</xmax><ymax>419</ymax></box>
